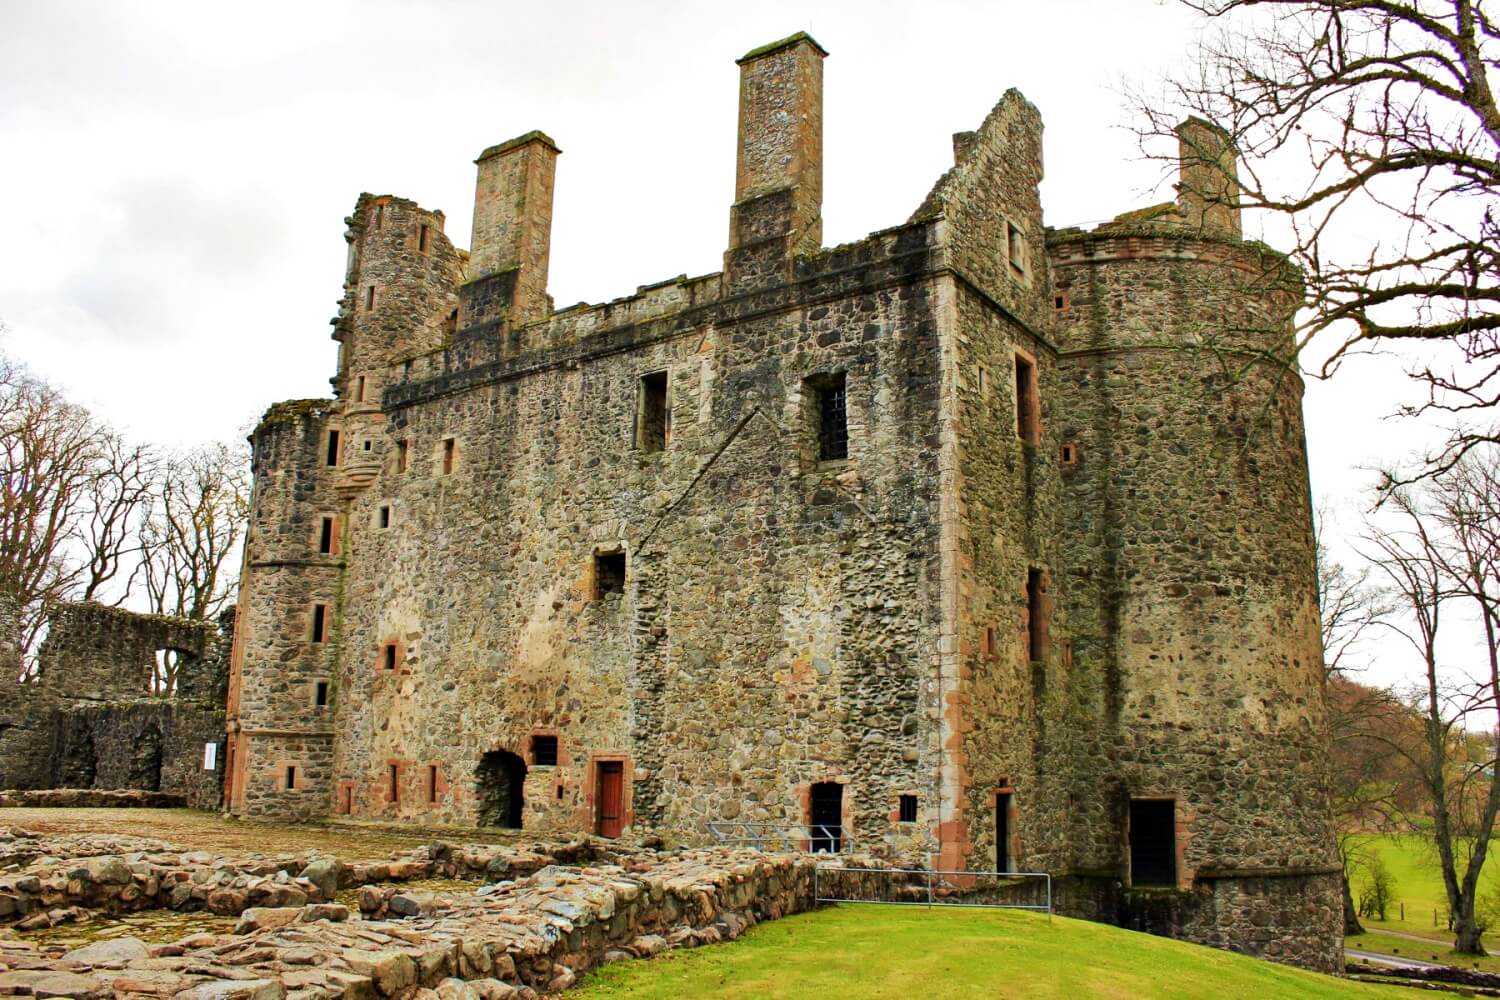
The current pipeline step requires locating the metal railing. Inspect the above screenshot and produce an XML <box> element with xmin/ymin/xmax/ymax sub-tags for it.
<box><xmin>707</xmin><ymin>821</ymin><xmax>853</xmax><ymax>853</ymax></box>
<box><xmin>814</xmin><ymin>865</ymin><xmax>1052</xmax><ymax>920</ymax></box>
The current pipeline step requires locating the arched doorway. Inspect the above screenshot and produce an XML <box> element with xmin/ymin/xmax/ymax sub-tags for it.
<box><xmin>129</xmin><ymin>723</ymin><xmax>164</xmax><ymax>791</ymax></box>
<box><xmin>475</xmin><ymin>750</ymin><xmax>527</xmax><ymax>828</ymax></box>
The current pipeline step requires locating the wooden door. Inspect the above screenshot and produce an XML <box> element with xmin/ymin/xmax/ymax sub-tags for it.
<box><xmin>596</xmin><ymin>762</ymin><xmax>624</xmax><ymax>838</ymax></box>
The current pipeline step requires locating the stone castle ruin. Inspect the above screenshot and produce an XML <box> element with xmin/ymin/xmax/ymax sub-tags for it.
<box><xmin>225</xmin><ymin>34</ymin><xmax>1341</xmax><ymax>968</ymax></box>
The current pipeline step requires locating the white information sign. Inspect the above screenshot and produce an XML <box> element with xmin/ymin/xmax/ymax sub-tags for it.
<box><xmin>203</xmin><ymin>742</ymin><xmax>218</xmax><ymax>770</ymax></box>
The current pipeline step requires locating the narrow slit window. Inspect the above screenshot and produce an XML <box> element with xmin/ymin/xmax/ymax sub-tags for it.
<box><xmin>637</xmin><ymin>371</ymin><xmax>670</xmax><ymax>452</ymax></box>
<box><xmin>315</xmin><ymin>680</ymin><xmax>329</xmax><ymax>707</ymax></box>
<box><xmin>594</xmin><ymin>551</ymin><xmax>626</xmax><ymax>599</ymax></box>
<box><xmin>326</xmin><ymin>430</ymin><xmax>341</xmax><ymax>467</ymax></box>
<box><xmin>1027</xmin><ymin>568</ymin><xmax>1047</xmax><ymax>663</ymax></box>
<box><xmin>388</xmin><ymin>764</ymin><xmax>399</xmax><ymax>803</ymax></box>
<box><xmin>373</xmin><ymin>204</ymin><xmax>384</xmax><ymax>229</ymax></box>
<box><xmin>418</xmin><ymin>223</ymin><xmax>430</xmax><ymax>254</ymax></box>
<box><xmin>532</xmin><ymin>734</ymin><xmax>559</xmax><ymax>766</ymax></box>
<box><xmin>378</xmin><ymin>505</ymin><xmax>391</xmax><ymax>528</ymax></box>
<box><xmin>383</xmin><ymin>643</ymin><xmax>398</xmax><ymax>672</ymax></box>
<box><xmin>997</xmin><ymin>791</ymin><xmax>1012</xmax><ymax>873</ymax></box>
<box><xmin>365</xmin><ymin>285</ymin><xmax>376</xmax><ymax>311</ymax></box>
<box><xmin>285</xmin><ymin>766</ymin><xmax>297</xmax><ymax>791</ymax></box>
<box><xmin>898</xmin><ymin>794</ymin><xmax>918</xmax><ymax>823</ymax></box>
<box><xmin>1129</xmin><ymin>799</ymin><xmax>1177</xmax><ymax>887</ymax></box>
<box><xmin>1007</xmin><ymin>222</ymin><xmax>1025</xmax><ymax>274</ymax></box>
<box><xmin>311</xmin><ymin>603</ymin><xmax>328</xmax><ymax>644</ymax></box>
<box><xmin>318</xmin><ymin>517</ymin><xmax>335</xmax><ymax>554</ymax></box>
<box><xmin>811</xmin><ymin>373</ymin><xmax>848</xmax><ymax>462</ymax></box>
<box><xmin>1014</xmin><ymin>354</ymin><xmax>1037</xmax><ymax>444</ymax></box>
<box><xmin>442</xmin><ymin>438</ymin><xmax>455</xmax><ymax>475</ymax></box>
<box><xmin>426</xmin><ymin>764</ymin><xmax>439</xmax><ymax>803</ymax></box>
<box><xmin>397</xmin><ymin>439</ymin><xmax>409</xmax><ymax>473</ymax></box>
<box><xmin>355</xmin><ymin>376</ymin><xmax>366</xmax><ymax>402</ymax></box>
<box><xmin>1060</xmin><ymin>443</ymin><xmax>1077</xmax><ymax>465</ymax></box>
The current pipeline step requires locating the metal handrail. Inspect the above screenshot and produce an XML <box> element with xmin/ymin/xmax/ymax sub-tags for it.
<box><xmin>707</xmin><ymin>820</ymin><xmax>853</xmax><ymax>853</ymax></box>
<box><xmin>814</xmin><ymin>865</ymin><xmax>1052</xmax><ymax>920</ymax></box>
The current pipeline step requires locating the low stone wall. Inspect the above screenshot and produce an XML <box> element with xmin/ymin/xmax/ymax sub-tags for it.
<box><xmin>0</xmin><ymin>788</ymin><xmax>187</xmax><ymax>809</ymax></box>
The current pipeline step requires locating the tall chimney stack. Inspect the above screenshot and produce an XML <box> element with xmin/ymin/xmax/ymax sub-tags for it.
<box><xmin>462</xmin><ymin>130</ymin><xmax>559</xmax><ymax>329</ymax></box>
<box><xmin>726</xmin><ymin>32</ymin><xmax>826</xmax><ymax>289</ymax></box>
<box><xmin>1176</xmin><ymin>117</ymin><xmax>1241</xmax><ymax>237</ymax></box>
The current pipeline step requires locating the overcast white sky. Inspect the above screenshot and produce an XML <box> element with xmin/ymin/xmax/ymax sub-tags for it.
<box><xmin>0</xmin><ymin>0</ymin><xmax>1464</xmax><ymax>682</ymax></box>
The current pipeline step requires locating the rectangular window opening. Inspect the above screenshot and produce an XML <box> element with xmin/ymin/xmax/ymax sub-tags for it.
<box><xmin>1061</xmin><ymin>443</ymin><xmax>1077</xmax><ymax>465</ymax></box>
<box><xmin>378</xmin><ymin>505</ymin><xmax>391</xmax><ymax>529</ymax></box>
<box><xmin>594</xmin><ymin>551</ymin><xmax>626</xmax><ymax>599</ymax></box>
<box><xmin>418</xmin><ymin>223</ymin><xmax>430</xmax><ymax>254</ymax></box>
<box><xmin>388</xmin><ymin>764</ymin><xmax>399</xmax><ymax>804</ymax></box>
<box><xmin>374</xmin><ymin>204</ymin><xmax>383</xmax><ymax>230</ymax></box>
<box><xmin>997</xmin><ymin>792</ymin><xmax>1012</xmax><ymax>873</ymax></box>
<box><xmin>318</xmin><ymin>517</ymin><xmax>335</xmax><ymax>554</ymax></box>
<box><xmin>285</xmin><ymin>766</ymin><xmax>297</xmax><ymax>791</ymax></box>
<box><xmin>1014</xmin><ymin>355</ymin><xmax>1037</xmax><ymax>444</ymax></box>
<box><xmin>898</xmin><ymin>794</ymin><xmax>917</xmax><ymax>823</ymax></box>
<box><xmin>532</xmin><ymin>734</ymin><xmax>559</xmax><ymax>767</ymax></box>
<box><xmin>315</xmin><ymin>680</ymin><xmax>329</xmax><ymax>707</ymax></box>
<box><xmin>1007</xmin><ymin>222</ymin><xmax>1025</xmax><ymax>274</ymax></box>
<box><xmin>365</xmin><ymin>285</ymin><xmax>376</xmax><ymax>311</ymax></box>
<box><xmin>326</xmin><ymin>430</ymin><xmax>341</xmax><ymax>467</ymax></box>
<box><xmin>442</xmin><ymin>438</ymin><xmax>455</xmax><ymax>475</ymax></box>
<box><xmin>1129</xmin><ymin>799</ymin><xmax>1177</xmax><ymax>887</ymax></box>
<box><xmin>637</xmin><ymin>371</ymin><xmax>670</xmax><ymax>452</ymax></box>
<box><xmin>397</xmin><ymin>439</ymin><xmax>409</xmax><ymax>473</ymax></box>
<box><xmin>311</xmin><ymin>603</ymin><xmax>328</xmax><ymax>644</ymax></box>
<box><xmin>1027</xmin><ymin>568</ymin><xmax>1047</xmax><ymax>663</ymax></box>
<box><xmin>355</xmin><ymin>376</ymin><xmax>366</xmax><ymax>402</ymax></box>
<box><xmin>426</xmin><ymin>764</ymin><xmax>439</xmax><ymax>803</ymax></box>
<box><xmin>383</xmin><ymin>643</ymin><xmax>398</xmax><ymax>672</ymax></box>
<box><xmin>812</xmin><ymin>373</ymin><xmax>848</xmax><ymax>462</ymax></box>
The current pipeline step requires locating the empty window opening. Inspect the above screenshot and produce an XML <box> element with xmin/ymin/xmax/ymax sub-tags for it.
<box><xmin>285</xmin><ymin>766</ymin><xmax>297</xmax><ymax>791</ymax></box>
<box><xmin>812</xmin><ymin>373</ymin><xmax>849</xmax><ymax>462</ymax></box>
<box><xmin>315</xmin><ymin>680</ymin><xmax>329</xmax><ymax>707</ymax></box>
<box><xmin>426</xmin><ymin>764</ymin><xmax>440</xmax><ymax>803</ymax></box>
<box><xmin>1027</xmin><ymin>568</ymin><xmax>1048</xmax><ymax>663</ymax></box>
<box><xmin>151</xmin><ymin>649</ymin><xmax>192</xmax><ymax>696</ymax></box>
<box><xmin>373</xmin><ymin>204</ymin><xmax>384</xmax><ymax>229</ymax></box>
<box><xmin>898</xmin><ymin>794</ymin><xmax>918</xmax><ymax>823</ymax></box>
<box><xmin>594</xmin><ymin>551</ymin><xmax>626</xmax><ymax>599</ymax></box>
<box><xmin>1014</xmin><ymin>354</ymin><xmax>1037</xmax><ymax>444</ymax></box>
<box><xmin>475</xmin><ymin>750</ymin><xmax>526</xmax><ymax>828</ymax></box>
<box><xmin>1007</xmin><ymin>222</ymin><xmax>1025</xmax><ymax>274</ymax></box>
<box><xmin>557</xmin><ymin>784</ymin><xmax>565</xmax><ymax>801</ymax></box>
<box><xmin>418</xmin><ymin>223</ymin><xmax>431</xmax><ymax>253</ymax></box>
<box><xmin>1054</xmin><ymin>293</ymin><xmax>1069</xmax><ymax>311</ymax></box>
<box><xmin>397</xmin><ymin>439</ymin><xmax>409</xmax><ymax>473</ymax></box>
<box><xmin>318</xmin><ymin>517</ymin><xmax>335</xmax><ymax>554</ymax></box>
<box><xmin>362</xmin><ymin>440</ymin><xmax>372</xmax><ymax>452</ymax></box>
<box><xmin>1130</xmin><ymin>799</ymin><xmax>1177</xmax><ymax>887</ymax></box>
<box><xmin>1060</xmin><ymin>443</ymin><xmax>1078</xmax><ymax>465</ymax></box>
<box><xmin>378</xmin><ymin>505</ymin><xmax>390</xmax><ymax>529</ymax></box>
<box><xmin>129</xmin><ymin>723</ymin><xmax>163</xmax><ymax>791</ymax></box>
<box><xmin>982</xmin><ymin>625</ymin><xmax>997</xmax><ymax>660</ymax></box>
<box><xmin>311</xmin><ymin>603</ymin><xmax>328</xmax><ymax>644</ymax></box>
<box><xmin>326</xmin><ymin>430</ymin><xmax>341</xmax><ymax>467</ymax></box>
<box><xmin>442</xmin><ymin>438</ymin><xmax>455</xmax><ymax>475</ymax></box>
<box><xmin>997</xmin><ymin>792</ymin><xmax>1012</xmax><ymax>873</ymax></box>
<box><xmin>532</xmin><ymin>734</ymin><xmax>559</xmax><ymax>767</ymax></box>
<box><xmin>365</xmin><ymin>285</ymin><xmax>376</xmax><ymax>311</ymax></box>
<box><xmin>810</xmin><ymin>782</ymin><xmax>844</xmax><ymax>853</ymax></box>
<box><xmin>637</xmin><ymin>370</ymin><xmax>671</xmax><ymax>452</ymax></box>
<box><xmin>355</xmin><ymin>376</ymin><xmax>366</xmax><ymax>402</ymax></box>
<box><xmin>388</xmin><ymin>764</ymin><xmax>400</xmax><ymax>804</ymax></box>
<box><xmin>383</xmin><ymin>643</ymin><xmax>398</xmax><ymax>672</ymax></box>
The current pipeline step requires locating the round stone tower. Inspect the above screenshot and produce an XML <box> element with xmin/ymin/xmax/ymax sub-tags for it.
<box><xmin>1049</xmin><ymin>119</ymin><xmax>1341</xmax><ymax>970</ymax></box>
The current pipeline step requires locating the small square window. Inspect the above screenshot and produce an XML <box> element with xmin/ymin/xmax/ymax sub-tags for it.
<box><xmin>363</xmin><ymin>440</ymin><xmax>372</xmax><ymax>451</ymax></box>
<box><xmin>1060</xmin><ymin>443</ymin><xmax>1079</xmax><ymax>466</ymax></box>
<box><xmin>532</xmin><ymin>734</ymin><xmax>559</xmax><ymax>766</ymax></box>
<box><xmin>383</xmin><ymin>643</ymin><xmax>398</xmax><ymax>671</ymax></box>
<box><xmin>594</xmin><ymin>551</ymin><xmax>626</xmax><ymax>599</ymax></box>
<box><xmin>898</xmin><ymin>794</ymin><xmax>918</xmax><ymax>823</ymax></box>
<box><xmin>378</xmin><ymin>505</ymin><xmax>391</xmax><ymax>529</ymax></box>
<box><xmin>1054</xmin><ymin>293</ymin><xmax>1069</xmax><ymax>311</ymax></box>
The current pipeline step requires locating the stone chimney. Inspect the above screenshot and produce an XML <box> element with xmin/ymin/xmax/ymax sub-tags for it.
<box><xmin>1176</xmin><ymin>117</ymin><xmax>1241</xmax><ymax>238</ymax></box>
<box><xmin>726</xmin><ymin>32</ymin><xmax>826</xmax><ymax>289</ymax></box>
<box><xmin>462</xmin><ymin>130</ymin><xmax>560</xmax><ymax>328</ymax></box>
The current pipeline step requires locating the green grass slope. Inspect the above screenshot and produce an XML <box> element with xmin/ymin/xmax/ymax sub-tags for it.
<box><xmin>575</xmin><ymin>905</ymin><xmax>1426</xmax><ymax>999</ymax></box>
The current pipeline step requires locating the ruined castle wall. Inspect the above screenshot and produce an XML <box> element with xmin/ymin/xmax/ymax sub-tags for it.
<box><xmin>1050</xmin><ymin>228</ymin><xmax>1340</xmax><ymax>968</ymax></box>
<box><xmin>36</xmin><ymin>602</ymin><xmax>213</xmax><ymax>701</ymax></box>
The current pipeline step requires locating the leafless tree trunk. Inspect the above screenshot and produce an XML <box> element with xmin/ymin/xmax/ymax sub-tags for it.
<box><xmin>1361</xmin><ymin>443</ymin><xmax>1500</xmax><ymax>954</ymax></box>
<box><xmin>1137</xmin><ymin>0</ymin><xmax>1499</xmax><ymax>481</ymax></box>
<box><xmin>137</xmin><ymin>442</ymin><xmax>249</xmax><ymax>624</ymax></box>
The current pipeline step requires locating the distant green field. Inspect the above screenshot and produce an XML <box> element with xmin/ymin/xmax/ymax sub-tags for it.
<box><xmin>576</xmin><ymin>905</ymin><xmax>1427</xmax><ymax>999</ymax></box>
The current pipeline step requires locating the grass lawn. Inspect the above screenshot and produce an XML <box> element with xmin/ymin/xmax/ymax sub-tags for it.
<box><xmin>576</xmin><ymin>905</ymin><xmax>1428</xmax><ymax>999</ymax></box>
<box><xmin>1348</xmin><ymin>833</ymin><xmax>1454</xmax><ymax>937</ymax></box>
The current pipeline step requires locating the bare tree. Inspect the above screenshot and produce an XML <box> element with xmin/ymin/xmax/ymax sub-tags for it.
<box><xmin>1138</xmin><ymin>0</ymin><xmax>1499</xmax><ymax>479</ymax></box>
<box><xmin>0</xmin><ymin>351</ymin><xmax>152</xmax><ymax>662</ymax></box>
<box><xmin>1359</xmin><ymin>442</ymin><xmax>1500</xmax><ymax>953</ymax></box>
<box><xmin>137</xmin><ymin>442</ymin><xmax>250</xmax><ymax>625</ymax></box>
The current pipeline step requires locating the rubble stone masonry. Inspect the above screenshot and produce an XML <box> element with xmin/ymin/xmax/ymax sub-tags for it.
<box><xmin>227</xmin><ymin>32</ymin><xmax>1342</xmax><ymax>970</ymax></box>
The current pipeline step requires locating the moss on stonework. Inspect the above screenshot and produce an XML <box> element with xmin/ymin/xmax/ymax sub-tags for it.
<box><xmin>736</xmin><ymin>31</ymin><xmax>828</xmax><ymax>64</ymax></box>
<box><xmin>475</xmin><ymin>131</ymin><xmax>560</xmax><ymax>163</ymax></box>
<box><xmin>259</xmin><ymin>398</ymin><xmax>333</xmax><ymax>428</ymax></box>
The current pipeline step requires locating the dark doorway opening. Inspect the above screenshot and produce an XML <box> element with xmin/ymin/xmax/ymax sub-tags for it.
<box><xmin>60</xmin><ymin>723</ymin><xmax>98</xmax><ymax>788</ymax></box>
<box><xmin>475</xmin><ymin>750</ymin><xmax>527</xmax><ymax>828</ymax></box>
<box><xmin>996</xmin><ymin>792</ymin><xmax>1012</xmax><ymax>873</ymax></box>
<box><xmin>810</xmin><ymin>782</ymin><xmax>843</xmax><ymax>853</ymax></box>
<box><xmin>1129</xmin><ymin>799</ymin><xmax>1177</xmax><ymax>887</ymax></box>
<box><xmin>129</xmin><ymin>723</ymin><xmax>164</xmax><ymax>791</ymax></box>
<box><xmin>596</xmin><ymin>761</ymin><xmax>624</xmax><ymax>838</ymax></box>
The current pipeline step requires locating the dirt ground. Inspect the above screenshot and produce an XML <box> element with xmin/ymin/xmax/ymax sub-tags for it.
<box><xmin>0</xmin><ymin>807</ymin><xmax>514</xmax><ymax>858</ymax></box>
